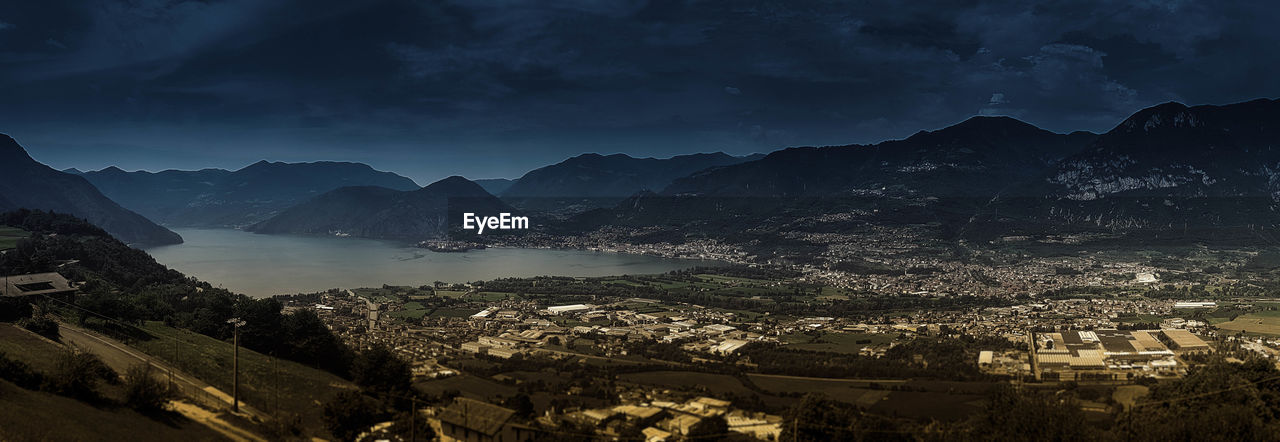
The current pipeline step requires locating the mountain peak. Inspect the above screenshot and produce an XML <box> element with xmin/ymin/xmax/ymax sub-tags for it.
<box><xmin>421</xmin><ymin>175</ymin><xmax>488</xmax><ymax>196</ymax></box>
<box><xmin>1115</xmin><ymin>102</ymin><xmax>1193</xmax><ymax>132</ymax></box>
<box><xmin>903</xmin><ymin>115</ymin><xmax>1050</xmax><ymax>144</ymax></box>
<box><xmin>0</xmin><ymin>133</ymin><xmax>34</xmax><ymax>162</ymax></box>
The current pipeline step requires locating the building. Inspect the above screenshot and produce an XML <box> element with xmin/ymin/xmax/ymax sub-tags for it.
<box><xmin>1034</xmin><ymin>329</ymin><xmax>1186</xmax><ymax>380</ymax></box>
<box><xmin>711</xmin><ymin>339</ymin><xmax>749</xmax><ymax>355</ymax></box>
<box><xmin>546</xmin><ymin>304</ymin><xmax>591</xmax><ymax>315</ymax></box>
<box><xmin>437</xmin><ymin>397</ymin><xmax>538</xmax><ymax>442</ymax></box>
<box><xmin>1</xmin><ymin>272</ymin><xmax>76</xmax><ymax>302</ymax></box>
<box><xmin>977</xmin><ymin>350</ymin><xmax>994</xmax><ymax>368</ymax></box>
<box><xmin>1159</xmin><ymin>329</ymin><xmax>1212</xmax><ymax>354</ymax></box>
<box><xmin>1173</xmin><ymin>301</ymin><xmax>1217</xmax><ymax>309</ymax></box>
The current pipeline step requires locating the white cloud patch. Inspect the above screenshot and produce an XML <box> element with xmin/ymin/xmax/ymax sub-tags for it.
<box><xmin>0</xmin><ymin>20</ymin><xmax>14</xmax><ymax>31</ymax></box>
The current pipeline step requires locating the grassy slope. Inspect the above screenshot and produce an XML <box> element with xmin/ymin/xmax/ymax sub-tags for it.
<box><xmin>0</xmin><ymin>325</ymin><xmax>226</xmax><ymax>441</ymax></box>
<box><xmin>129</xmin><ymin>321</ymin><xmax>356</xmax><ymax>434</ymax></box>
<box><xmin>0</xmin><ymin>324</ymin><xmax>63</xmax><ymax>372</ymax></box>
<box><xmin>0</xmin><ymin>379</ymin><xmax>226</xmax><ymax>442</ymax></box>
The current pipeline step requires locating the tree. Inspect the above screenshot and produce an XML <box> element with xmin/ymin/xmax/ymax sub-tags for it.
<box><xmin>780</xmin><ymin>394</ymin><xmax>908</xmax><ymax>442</ymax></box>
<box><xmin>970</xmin><ymin>384</ymin><xmax>1098</xmax><ymax>442</ymax></box>
<box><xmin>350</xmin><ymin>345</ymin><xmax>412</xmax><ymax>395</ymax></box>
<box><xmin>503</xmin><ymin>393</ymin><xmax>535</xmax><ymax>419</ymax></box>
<box><xmin>322</xmin><ymin>391</ymin><xmax>382</xmax><ymax>441</ymax></box>
<box><xmin>282</xmin><ymin>309</ymin><xmax>353</xmax><ymax>375</ymax></box>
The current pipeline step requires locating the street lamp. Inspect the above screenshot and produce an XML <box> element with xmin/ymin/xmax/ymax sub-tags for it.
<box><xmin>227</xmin><ymin>317</ymin><xmax>246</xmax><ymax>413</ymax></box>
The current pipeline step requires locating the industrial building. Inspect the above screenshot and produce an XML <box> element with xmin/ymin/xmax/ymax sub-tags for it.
<box><xmin>1032</xmin><ymin>329</ymin><xmax>1210</xmax><ymax>380</ymax></box>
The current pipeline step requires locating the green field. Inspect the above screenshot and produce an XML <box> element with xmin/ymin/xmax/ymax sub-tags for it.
<box><xmin>429</xmin><ymin>307</ymin><xmax>479</xmax><ymax>318</ymax></box>
<box><xmin>434</xmin><ymin>290</ymin><xmax>469</xmax><ymax>298</ymax></box>
<box><xmin>414</xmin><ymin>374</ymin><xmax>516</xmax><ymax>402</ymax></box>
<box><xmin>746</xmin><ymin>374</ymin><xmax>891</xmax><ymax>407</ymax></box>
<box><xmin>0</xmin><ymin>226</ymin><xmax>28</xmax><ymax>250</ymax></box>
<box><xmin>388</xmin><ymin>301</ymin><xmax>430</xmax><ymax>320</ymax></box>
<box><xmin>1217</xmin><ymin>311</ymin><xmax>1280</xmax><ymax>336</ymax></box>
<box><xmin>470</xmin><ymin>291</ymin><xmax>520</xmax><ymax>301</ymax></box>
<box><xmin>130</xmin><ymin>322</ymin><xmax>355</xmax><ymax>435</ymax></box>
<box><xmin>620</xmin><ymin>371</ymin><xmax>759</xmax><ymax>396</ymax></box>
<box><xmin>780</xmin><ymin>332</ymin><xmax>896</xmax><ymax>354</ymax></box>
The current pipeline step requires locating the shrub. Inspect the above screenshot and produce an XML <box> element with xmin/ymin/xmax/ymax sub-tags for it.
<box><xmin>123</xmin><ymin>363</ymin><xmax>172</xmax><ymax>412</ymax></box>
<box><xmin>0</xmin><ymin>352</ymin><xmax>45</xmax><ymax>390</ymax></box>
<box><xmin>45</xmin><ymin>351</ymin><xmax>117</xmax><ymax>402</ymax></box>
<box><xmin>18</xmin><ymin>315</ymin><xmax>60</xmax><ymax>341</ymax></box>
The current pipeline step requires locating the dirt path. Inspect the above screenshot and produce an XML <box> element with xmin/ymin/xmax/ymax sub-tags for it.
<box><xmin>168</xmin><ymin>400</ymin><xmax>266</xmax><ymax>442</ymax></box>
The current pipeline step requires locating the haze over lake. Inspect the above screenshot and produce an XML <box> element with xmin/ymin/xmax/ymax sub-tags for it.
<box><xmin>145</xmin><ymin>228</ymin><xmax>723</xmax><ymax>297</ymax></box>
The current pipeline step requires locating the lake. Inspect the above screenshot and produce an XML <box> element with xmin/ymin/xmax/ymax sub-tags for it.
<box><xmin>144</xmin><ymin>228</ymin><xmax>722</xmax><ymax>297</ymax></box>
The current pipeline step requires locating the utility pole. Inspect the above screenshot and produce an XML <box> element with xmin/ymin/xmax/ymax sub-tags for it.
<box><xmin>410</xmin><ymin>397</ymin><xmax>418</xmax><ymax>442</ymax></box>
<box><xmin>227</xmin><ymin>318</ymin><xmax>246</xmax><ymax>413</ymax></box>
<box><xmin>273</xmin><ymin>353</ymin><xmax>279</xmax><ymax>420</ymax></box>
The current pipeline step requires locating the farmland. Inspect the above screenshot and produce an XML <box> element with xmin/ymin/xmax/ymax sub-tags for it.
<box><xmin>1215</xmin><ymin>310</ymin><xmax>1280</xmax><ymax>336</ymax></box>
<box><xmin>779</xmin><ymin>332</ymin><xmax>897</xmax><ymax>354</ymax></box>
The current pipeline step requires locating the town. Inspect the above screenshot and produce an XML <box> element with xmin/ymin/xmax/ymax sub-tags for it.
<box><xmin>274</xmin><ymin>257</ymin><xmax>1280</xmax><ymax>441</ymax></box>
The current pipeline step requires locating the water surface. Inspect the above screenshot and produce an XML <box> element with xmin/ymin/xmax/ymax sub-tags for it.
<box><xmin>145</xmin><ymin>228</ymin><xmax>720</xmax><ymax>297</ymax></box>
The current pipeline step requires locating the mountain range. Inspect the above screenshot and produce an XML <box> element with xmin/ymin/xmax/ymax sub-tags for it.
<box><xmin>7</xmin><ymin>98</ymin><xmax>1280</xmax><ymax>247</ymax></box>
<box><xmin>247</xmin><ymin>176</ymin><xmax>511</xmax><ymax>240</ymax></box>
<box><xmin>663</xmin><ymin>116</ymin><xmax>1096</xmax><ymax>198</ymax></box>
<box><xmin>0</xmin><ymin>134</ymin><xmax>182</xmax><ymax>246</ymax></box>
<box><xmin>567</xmin><ymin>98</ymin><xmax>1280</xmax><ymax>247</ymax></box>
<box><xmin>74</xmin><ymin>161</ymin><xmax>420</xmax><ymax>227</ymax></box>
<box><xmin>502</xmin><ymin>152</ymin><xmax>764</xmax><ymax>199</ymax></box>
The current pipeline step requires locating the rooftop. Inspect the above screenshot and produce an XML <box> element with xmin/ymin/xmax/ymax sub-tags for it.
<box><xmin>437</xmin><ymin>397</ymin><xmax>515</xmax><ymax>436</ymax></box>
<box><xmin>1</xmin><ymin>273</ymin><xmax>73</xmax><ymax>298</ymax></box>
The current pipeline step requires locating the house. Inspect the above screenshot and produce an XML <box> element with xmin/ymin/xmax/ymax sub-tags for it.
<box><xmin>1</xmin><ymin>273</ymin><xmax>75</xmax><ymax>302</ymax></box>
<box><xmin>437</xmin><ymin>398</ymin><xmax>539</xmax><ymax>442</ymax></box>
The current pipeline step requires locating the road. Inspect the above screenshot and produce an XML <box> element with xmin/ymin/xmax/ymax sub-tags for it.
<box><xmin>57</xmin><ymin>322</ymin><xmax>268</xmax><ymax>439</ymax></box>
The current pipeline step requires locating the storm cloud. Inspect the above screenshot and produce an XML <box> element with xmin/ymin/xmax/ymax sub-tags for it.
<box><xmin>1</xmin><ymin>0</ymin><xmax>1277</xmax><ymax>182</ymax></box>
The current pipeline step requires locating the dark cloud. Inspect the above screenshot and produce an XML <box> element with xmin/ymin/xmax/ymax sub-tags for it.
<box><xmin>0</xmin><ymin>0</ymin><xmax>1277</xmax><ymax>183</ymax></box>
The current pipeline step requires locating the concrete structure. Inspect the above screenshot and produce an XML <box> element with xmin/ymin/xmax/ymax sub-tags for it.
<box><xmin>1</xmin><ymin>272</ymin><xmax>75</xmax><ymax>301</ymax></box>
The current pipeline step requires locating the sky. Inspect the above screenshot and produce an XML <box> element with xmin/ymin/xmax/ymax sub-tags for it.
<box><xmin>1</xmin><ymin>1</ymin><xmax>1278</xmax><ymax>184</ymax></box>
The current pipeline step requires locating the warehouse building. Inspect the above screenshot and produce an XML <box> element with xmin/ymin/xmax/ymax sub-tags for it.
<box><xmin>1033</xmin><ymin>329</ymin><xmax>1207</xmax><ymax>380</ymax></box>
